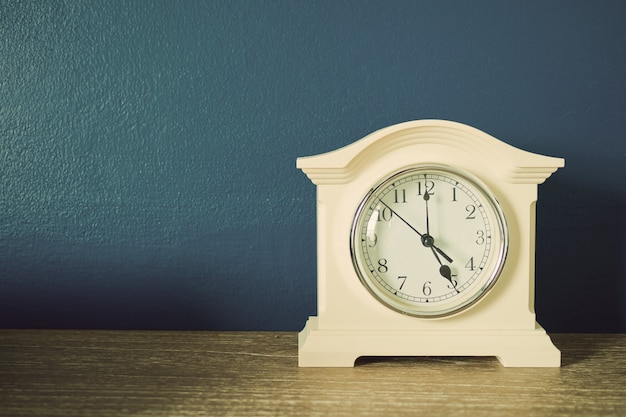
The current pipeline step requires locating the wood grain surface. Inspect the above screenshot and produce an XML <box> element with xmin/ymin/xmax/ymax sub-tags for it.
<box><xmin>1</xmin><ymin>331</ymin><xmax>625</xmax><ymax>416</ymax></box>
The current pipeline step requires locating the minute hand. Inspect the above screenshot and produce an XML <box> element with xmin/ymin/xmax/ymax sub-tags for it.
<box><xmin>379</xmin><ymin>200</ymin><xmax>453</xmax><ymax>263</ymax></box>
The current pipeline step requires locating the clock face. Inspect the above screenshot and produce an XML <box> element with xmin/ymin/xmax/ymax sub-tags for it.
<box><xmin>350</xmin><ymin>166</ymin><xmax>509</xmax><ymax>318</ymax></box>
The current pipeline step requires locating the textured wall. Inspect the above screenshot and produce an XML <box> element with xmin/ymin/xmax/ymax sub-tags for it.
<box><xmin>1</xmin><ymin>0</ymin><xmax>625</xmax><ymax>331</ymax></box>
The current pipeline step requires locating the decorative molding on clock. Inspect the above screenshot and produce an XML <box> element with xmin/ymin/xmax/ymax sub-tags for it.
<box><xmin>297</xmin><ymin>120</ymin><xmax>564</xmax><ymax>185</ymax></box>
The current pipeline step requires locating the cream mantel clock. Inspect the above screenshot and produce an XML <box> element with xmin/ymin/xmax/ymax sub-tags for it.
<box><xmin>296</xmin><ymin>119</ymin><xmax>564</xmax><ymax>367</ymax></box>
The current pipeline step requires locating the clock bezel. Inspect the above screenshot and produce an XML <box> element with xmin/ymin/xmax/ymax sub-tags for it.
<box><xmin>349</xmin><ymin>164</ymin><xmax>510</xmax><ymax>319</ymax></box>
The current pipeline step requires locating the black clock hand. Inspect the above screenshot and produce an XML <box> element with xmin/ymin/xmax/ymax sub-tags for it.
<box><xmin>439</xmin><ymin>264</ymin><xmax>459</xmax><ymax>293</ymax></box>
<box><xmin>423</xmin><ymin>183</ymin><xmax>441</xmax><ymax>261</ymax></box>
<box><xmin>433</xmin><ymin>246</ymin><xmax>453</xmax><ymax>264</ymax></box>
<box><xmin>430</xmin><ymin>246</ymin><xmax>442</xmax><ymax>265</ymax></box>
<box><xmin>422</xmin><ymin>183</ymin><xmax>454</xmax><ymax>264</ymax></box>
<box><xmin>379</xmin><ymin>200</ymin><xmax>454</xmax><ymax>263</ymax></box>
<box><xmin>378</xmin><ymin>200</ymin><xmax>423</xmax><ymax>237</ymax></box>
<box><xmin>423</xmin><ymin>183</ymin><xmax>431</xmax><ymax>236</ymax></box>
<box><xmin>429</xmin><ymin>247</ymin><xmax>458</xmax><ymax>291</ymax></box>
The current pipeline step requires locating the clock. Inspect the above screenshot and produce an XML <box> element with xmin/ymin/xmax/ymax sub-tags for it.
<box><xmin>350</xmin><ymin>165</ymin><xmax>508</xmax><ymax>319</ymax></box>
<box><xmin>297</xmin><ymin>120</ymin><xmax>564</xmax><ymax>367</ymax></box>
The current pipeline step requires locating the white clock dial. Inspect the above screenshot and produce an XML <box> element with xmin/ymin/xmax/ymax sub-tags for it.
<box><xmin>350</xmin><ymin>166</ymin><xmax>508</xmax><ymax>318</ymax></box>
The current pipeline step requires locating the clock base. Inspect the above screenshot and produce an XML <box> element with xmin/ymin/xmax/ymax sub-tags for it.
<box><xmin>298</xmin><ymin>317</ymin><xmax>561</xmax><ymax>367</ymax></box>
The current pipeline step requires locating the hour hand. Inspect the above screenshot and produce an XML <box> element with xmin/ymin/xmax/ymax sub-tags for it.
<box><xmin>434</xmin><ymin>246</ymin><xmax>453</xmax><ymax>264</ymax></box>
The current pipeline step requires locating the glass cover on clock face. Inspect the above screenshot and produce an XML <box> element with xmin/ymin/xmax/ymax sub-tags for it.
<box><xmin>350</xmin><ymin>166</ymin><xmax>508</xmax><ymax>318</ymax></box>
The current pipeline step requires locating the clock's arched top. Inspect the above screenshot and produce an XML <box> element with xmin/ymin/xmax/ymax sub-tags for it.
<box><xmin>297</xmin><ymin>120</ymin><xmax>564</xmax><ymax>185</ymax></box>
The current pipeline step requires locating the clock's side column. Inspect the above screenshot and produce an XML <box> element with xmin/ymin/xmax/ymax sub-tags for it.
<box><xmin>488</xmin><ymin>180</ymin><xmax>561</xmax><ymax>367</ymax></box>
<box><xmin>298</xmin><ymin>183</ymin><xmax>361</xmax><ymax>367</ymax></box>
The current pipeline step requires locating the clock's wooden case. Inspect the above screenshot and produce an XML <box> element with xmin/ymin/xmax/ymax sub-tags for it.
<box><xmin>297</xmin><ymin>120</ymin><xmax>563</xmax><ymax>367</ymax></box>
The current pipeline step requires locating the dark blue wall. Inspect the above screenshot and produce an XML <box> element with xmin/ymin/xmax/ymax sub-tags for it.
<box><xmin>1</xmin><ymin>0</ymin><xmax>624</xmax><ymax>331</ymax></box>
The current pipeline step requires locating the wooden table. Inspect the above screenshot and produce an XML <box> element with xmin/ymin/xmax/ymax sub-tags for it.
<box><xmin>1</xmin><ymin>331</ymin><xmax>625</xmax><ymax>416</ymax></box>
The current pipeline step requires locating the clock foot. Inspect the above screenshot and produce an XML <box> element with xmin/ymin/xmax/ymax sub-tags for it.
<box><xmin>494</xmin><ymin>324</ymin><xmax>561</xmax><ymax>367</ymax></box>
<box><xmin>496</xmin><ymin>348</ymin><xmax>561</xmax><ymax>367</ymax></box>
<box><xmin>298</xmin><ymin>318</ymin><xmax>359</xmax><ymax>367</ymax></box>
<box><xmin>298</xmin><ymin>350</ymin><xmax>358</xmax><ymax>367</ymax></box>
